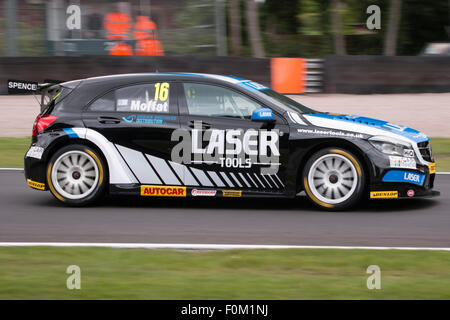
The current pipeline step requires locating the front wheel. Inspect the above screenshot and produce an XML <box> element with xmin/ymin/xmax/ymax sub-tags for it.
<box><xmin>46</xmin><ymin>144</ymin><xmax>107</xmax><ymax>206</ymax></box>
<box><xmin>302</xmin><ymin>148</ymin><xmax>365</xmax><ymax>210</ymax></box>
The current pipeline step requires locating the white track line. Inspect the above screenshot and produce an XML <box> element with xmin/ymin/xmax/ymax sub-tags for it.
<box><xmin>1</xmin><ymin>168</ymin><xmax>450</xmax><ymax>174</ymax></box>
<box><xmin>0</xmin><ymin>242</ymin><xmax>449</xmax><ymax>251</ymax></box>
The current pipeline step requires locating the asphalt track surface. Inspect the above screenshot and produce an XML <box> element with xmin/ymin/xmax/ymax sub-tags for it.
<box><xmin>1</xmin><ymin>170</ymin><xmax>449</xmax><ymax>247</ymax></box>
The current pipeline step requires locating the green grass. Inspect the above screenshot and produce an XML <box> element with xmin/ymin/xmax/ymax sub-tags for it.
<box><xmin>430</xmin><ymin>138</ymin><xmax>450</xmax><ymax>172</ymax></box>
<box><xmin>0</xmin><ymin>137</ymin><xmax>30</xmax><ymax>168</ymax></box>
<box><xmin>1</xmin><ymin>137</ymin><xmax>450</xmax><ymax>171</ymax></box>
<box><xmin>0</xmin><ymin>247</ymin><xmax>449</xmax><ymax>299</ymax></box>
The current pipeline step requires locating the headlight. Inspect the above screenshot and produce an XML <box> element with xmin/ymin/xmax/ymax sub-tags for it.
<box><xmin>369</xmin><ymin>136</ymin><xmax>415</xmax><ymax>157</ymax></box>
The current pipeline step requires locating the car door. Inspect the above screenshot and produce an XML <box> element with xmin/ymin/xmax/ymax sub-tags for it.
<box><xmin>173</xmin><ymin>81</ymin><xmax>289</xmax><ymax>194</ymax></box>
<box><xmin>82</xmin><ymin>81</ymin><xmax>183</xmax><ymax>186</ymax></box>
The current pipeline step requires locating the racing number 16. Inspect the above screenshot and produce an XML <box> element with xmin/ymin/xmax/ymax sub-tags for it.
<box><xmin>154</xmin><ymin>82</ymin><xmax>169</xmax><ymax>102</ymax></box>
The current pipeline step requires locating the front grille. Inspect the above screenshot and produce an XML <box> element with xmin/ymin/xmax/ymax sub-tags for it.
<box><xmin>417</xmin><ymin>141</ymin><xmax>433</xmax><ymax>162</ymax></box>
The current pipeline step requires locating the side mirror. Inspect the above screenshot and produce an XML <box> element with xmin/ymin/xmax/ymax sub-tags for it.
<box><xmin>252</xmin><ymin>108</ymin><xmax>274</xmax><ymax>122</ymax></box>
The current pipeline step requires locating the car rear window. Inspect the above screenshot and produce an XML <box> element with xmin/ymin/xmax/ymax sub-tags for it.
<box><xmin>40</xmin><ymin>85</ymin><xmax>74</xmax><ymax>114</ymax></box>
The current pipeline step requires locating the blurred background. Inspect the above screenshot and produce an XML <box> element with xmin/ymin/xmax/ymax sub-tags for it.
<box><xmin>1</xmin><ymin>1</ymin><xmax>450</xmax><ymax>300</ymax></box>
<box><xmin>0</xmin><ymin>0</ymin><xmax>449</xmax><ymax>57</ymax></box>
<box><xmin>0</xmin><ymin>0</ymin><xmax>449</xmax><ymax>139</ymax></box>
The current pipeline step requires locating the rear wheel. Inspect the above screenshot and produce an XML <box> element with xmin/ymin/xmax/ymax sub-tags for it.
<box><xmin>47</xmin><ymin>144</ymin><xmax>107</xmax><ymax>206</ymax></box>
<box><xmin>302</xmin><ymin>148</ymin><xmax>365</xmax><ymax>210</ymax></box>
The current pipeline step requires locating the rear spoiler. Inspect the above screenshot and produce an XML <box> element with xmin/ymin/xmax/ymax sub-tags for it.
<box><xmin>7</xmin><ymin>79</ymin><xmax>63</xmax><ymax>94</ymax></box>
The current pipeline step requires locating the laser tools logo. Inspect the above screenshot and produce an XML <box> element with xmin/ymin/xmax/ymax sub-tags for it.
<box><xmin>171</xmin><ymin>121</ymin><xmax>280</xmax><ymax>175</ymax></box>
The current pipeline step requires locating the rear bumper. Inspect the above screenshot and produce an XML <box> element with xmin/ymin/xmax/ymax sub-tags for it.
<box><xmin>24</xmin><ymin>151</ymin><xmax>47</xmax><ymax>191</ymax></box>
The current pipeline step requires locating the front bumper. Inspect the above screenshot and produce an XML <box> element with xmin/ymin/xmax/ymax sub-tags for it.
<box><xmin>369</xmin><ymin>180</ymin><xmax>439</xmax><ymax>199</ymax></box>
<box><xmin>361</xmin><ymin>142</ymin><xmax>439</xmax><ymax>200</ymax></box>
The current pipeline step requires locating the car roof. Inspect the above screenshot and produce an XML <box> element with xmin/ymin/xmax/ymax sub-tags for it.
<box><xmin>59</xmin><ymin>72</ymin><xmax>270</xmax><ymax>113</ymax></box>
<box><xmin>82</xmin><ymin>73</ymin><xmax>250</xmax><ymax>85</ymax></box>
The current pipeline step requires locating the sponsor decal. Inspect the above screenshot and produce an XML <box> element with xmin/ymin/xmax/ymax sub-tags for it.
<box><xmin>305</xmin><ymin>113</ymin><xmax>430</xmax><ymax>143</ymax></box>
<box><xmin>407</xmin><ymin>189</ymin><xmax>415</xmax><ymax>197</ymax></box>
<box><xmin>7</xmin><ymin>79</ymin><xmax>38</xmax><ymax>94</ymax></box>
<box><xmin>297</xmin><ymin>128</ymin><xmax>364</xmax><ymax>139</ymax></box>
<box><xmin>237</xmin><ymin>80</ymin><xmax>268</xmax><ymax>91</ymax></box>
<box><xmin>382</xmin><ymin>170</ymin><xmax>426</xmax><ymax>186</ymax></box>
<box><xmin>122</xmin><ymin>114</ymin><xmax>176</xmax><ymax>124</ymax></box>
<box><xmin>403</xmin><ymin>149</ymin><xmax>415</xmax><ymax>158</ymax></box>
<box><xmin>171</xmin><ymin>121</ymin><xmax>280</xmax><ymax>175</ymax></box>
<box><xmin>26</xmin><ymin>146</ymin><xmax>44</xmax><ymax>160</ymax></box>
<box><xmin>252</xmin><ymin>108</ymin><xmax>273</xmax><ymax>121</ymax></box>
<box><xmin>117</xmin><ymin>82</ymin><xmax>170</xmax><ymax>113</ymax></box>
<box><xmin>389</xmin><ymin>156</ymin><xmax>416</xmax><ymax>169</ymax></box>
<box><xmin>370</xmin><ymin>191</ymin><xmax>398</xmax><ymax>199</ymax></box>
<box><xmin>287</xmin><ymin>112</ymin><xmax>307</xmax><ymax>126</ymax></box>
<box><xmin>413</xmin><ymin>132</ymin><xmax>428</xmax><ymax>140</ymax></box>
<box><xmin>141</xmin><ymin>185</ymin><xmax>186</xmax><ymax>197</ymax></box>
<box><xmin>222</xmin><ymin>190</ymin><xmax>242</xmax><ymax>197</ymax></box>
<box><xmin>27</xmin><ymin>179</ymin><xmax>45</xmax><ymax>190</ymax></box>
<box><xmin>129</xmin><ymin>98</ymin><xmax>169</xmax><ymax>113</ymax></box>
<box><xmin>191</xmin><ymin>189</ymin><xmax>217</xmax><ymax>197</ymax></box>
<box><xmin>122</xmin><ymin>115</ymin><xmax>136</xmax><ymax>123</ymax></box>
<box><xmin>428</xmin><ymin>162</ymin><xmax>436</xmax><ymax>174</ymax></box>
<box><xmin>63</xmin><ymin>128</ymin><xmax>79</xmax><ymax>138</ymax></box>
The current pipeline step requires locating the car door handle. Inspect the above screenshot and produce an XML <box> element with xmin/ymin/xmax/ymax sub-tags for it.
<box><xmin>189</xmin><ymin>120</ymin><xmax>211</xmax><ymax>129</ymax></box>
<box><xmin>98</xmin><ymin>116</ymin><xmax>121</xmax><ymax>124</ymax></box>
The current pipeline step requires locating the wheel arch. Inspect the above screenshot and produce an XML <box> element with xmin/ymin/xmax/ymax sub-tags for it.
<box><xmin>44</xmin><ymin>137</ymin><xmax>110</xmax><ymax>185</ymax></box>
<box><xmin>295</xmin><ymin>139</ymin><xmax>373</xmax><ymax>193</ymax></box>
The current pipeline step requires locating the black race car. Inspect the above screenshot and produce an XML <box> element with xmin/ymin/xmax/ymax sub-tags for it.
<box><xmin>24</xmin><ymin>73</ymin><xmax>438</xmax><ymax>210</ymax></box>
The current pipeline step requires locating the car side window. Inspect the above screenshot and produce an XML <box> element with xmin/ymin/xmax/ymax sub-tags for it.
<box><xmin>89</xmin><ymin>91</ymin><xmax>115</xmax><ymax>111</ymax></box>
<box><xmin>116</xmin><ymin>82</ymin><xmax>174</xmax><ymax>114</ymax></box>
<box><xmin>88</xmin><ymin>82</ymin><xmax>176</xmax><ymax>114</ymax></box>
<box><xmin>183</xmin><ymin>83</ymin><xmax>263</xmax><ymax>119</ymax></box>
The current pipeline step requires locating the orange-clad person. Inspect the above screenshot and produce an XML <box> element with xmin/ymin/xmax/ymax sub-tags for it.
<box><xmin>104</xmin><ymin>3</ymin><xmax>132</xmax><ymax>40</ymax></box>
<box><xmin>133</xmin><ymin>16</ymin><xmax>164</xmax><ymax>56</ymax></box>
<box><xmin>109</xmin><ymin>42</ymin><xmax>133</xmax><ymax>55</ymax></box>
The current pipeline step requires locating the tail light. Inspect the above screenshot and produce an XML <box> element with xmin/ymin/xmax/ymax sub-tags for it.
<box><xmin>32</xmin><ymin>114</ymin><xmax>58</xmax><ymax>136</ymax></box>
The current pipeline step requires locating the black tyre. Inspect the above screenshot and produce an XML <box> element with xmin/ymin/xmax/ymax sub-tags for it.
<box><xmin>46</xmin><ymin>144</ymin><xmax>107</xmax><ymax>206</ymax></box>
<box><xmin>302</xmin><ymin>148</ymin><xmax>365</xmax><ymax>210</ymax></box>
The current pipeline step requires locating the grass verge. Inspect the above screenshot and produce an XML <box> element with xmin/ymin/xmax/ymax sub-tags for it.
<box><xmin>0</xmin><ymin>137</ymin><xmax>30</xmax><ymax>168</ymax></box>
<box><xmin>1</xmin><ymin>137</ymin><xmax>450</xmax><ymax>171</ymax></box>
<box><xmin>0</xmin><ymin>247</ymin><xmax>449</xmax><ymax>299</ymax></box>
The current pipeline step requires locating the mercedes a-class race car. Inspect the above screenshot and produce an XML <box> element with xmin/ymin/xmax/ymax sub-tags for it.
<box><xmin>23</xmin><ymin>73</ymin><xmax>439</xmax><ymax>210</ymax></box>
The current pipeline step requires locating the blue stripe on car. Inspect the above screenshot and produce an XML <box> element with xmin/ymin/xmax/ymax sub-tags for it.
<box><xmin>382</xmin><ymin>170</ymin><xmax>426</xmax><ymax>186</ymax></box>
<box><xmin>307</xmin><ymin>113</ymin><xmax>430</xmax><ymax>143</ymax></box>
<box><xmin>63</xmin><ymin>128</ymin><xmax>78</xmax><ymax>138</ymax></box>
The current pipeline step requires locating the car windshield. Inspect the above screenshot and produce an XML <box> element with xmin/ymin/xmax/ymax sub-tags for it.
<box><xmin>257</xmin><ymin>89</ymin><xmax>316</xmax><ymax>114</ymax></box>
